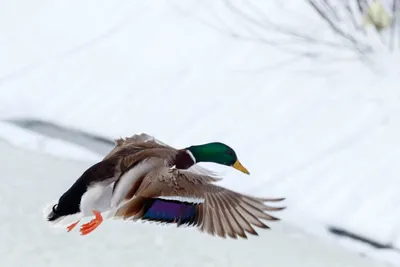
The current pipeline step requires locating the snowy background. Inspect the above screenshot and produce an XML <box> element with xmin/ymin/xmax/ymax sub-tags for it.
<box><xmin>1</xmin><ymin>0</ymin><xmax>400</xmax><ymax>266</ymax></box>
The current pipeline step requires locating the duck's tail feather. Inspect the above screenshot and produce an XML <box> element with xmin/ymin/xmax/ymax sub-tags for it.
<box><xmin>42</xmin><ymin>201</ymin><xmax>83</xmax><ymax>228</ymax></box>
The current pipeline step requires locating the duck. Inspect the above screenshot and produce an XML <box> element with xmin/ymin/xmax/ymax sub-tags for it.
<box><xmin>44</xmin><ymin>133</ymin><xmax>285</xmax><ymax>238</ymax></box>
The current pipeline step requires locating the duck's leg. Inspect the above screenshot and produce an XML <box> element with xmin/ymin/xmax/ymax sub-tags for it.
<box><xmin>67</xmin><ymin>220</ymin><xmax>81</xmax><ymax>232</ymax></box>
<box><xmin>80</xmin><ymin>210</ymin><xmax>103</xmax><ymax>236</ymax></box>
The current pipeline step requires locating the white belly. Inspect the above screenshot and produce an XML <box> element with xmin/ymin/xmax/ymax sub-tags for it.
<box><xmin>80</xmin><ymin>182</ymin><xmax>113</xmax><ymax>216</ymax></box>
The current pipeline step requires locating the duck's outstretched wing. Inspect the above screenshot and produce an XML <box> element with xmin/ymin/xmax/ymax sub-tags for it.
<box><xmin>115</xmin><ymin>133</ymin><xmax>170</xmax><ymax>147</ymax></box>
<box><xmin>103</xmin><ymin>133</ymin><xmax>172</xmax><ymax>160</ymax></box>
<box><xmin>113</xmin><ymin>167</ymin><xmax>285</xmax><ymax>239</ymax></box>
<box><xmin>106</xmin><ymin>133</ymin><xmax>220</xmax><ymax>178</ymax></box>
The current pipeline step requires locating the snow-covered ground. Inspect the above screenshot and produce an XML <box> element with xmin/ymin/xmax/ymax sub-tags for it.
<box><xmin>0</xmin><ymin>121</ymin><xmax>101</xmax><ymax>161</ymax></box>
<box><xmin>0</xmin><ymin>140</ymin><xmax>390</xmax><ymax>267</ymax></box>
<box><xmin>1</xmin><ymin>0</ymin><xmax>400</xmax><ymax>265</ymax></box>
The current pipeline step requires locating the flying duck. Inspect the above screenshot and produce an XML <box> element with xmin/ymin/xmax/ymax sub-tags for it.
<box><xmin>44</xmin><ymin>133</ymin><xmax>285</xmax><ymax>238</ymax></box>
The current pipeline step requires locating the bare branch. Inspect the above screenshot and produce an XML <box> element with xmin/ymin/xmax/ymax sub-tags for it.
<box><xmin>225</xmin><ymin>0</ymin><xmax>358</xmax><ymax>51</ymax></box>
<box><xmin>170</xmin><ymin>0</ymin><xmax>399</xmax><ymax>72</ymax></box>
<box><xmin>345</xmin><ymin>1</ymin><xmax>367</xmax><ymax>35</ymax></box>
<box><xmin>167</xmin><ymin>0</ymin><xmax>322</xmax><ymax>57</ymax></box>
<box><xmin>307</xmin><ymin>0</ymin><xmax>372</xmax><ymax>53</ymax></box>
<box><xmin>321</xmin><ymin>0</ymin><xmax>341</xmax><ymax>22</ymax></box>
<box><xmin>356</xmin><ymin>0</ymin><xmax>367</xmax><ymax>14</ymax></box>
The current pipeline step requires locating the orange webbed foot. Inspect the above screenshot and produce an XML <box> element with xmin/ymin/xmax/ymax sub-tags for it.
<box><xmin>67</xmin><ymin>220</ymin><xmax>81</xmax><ymax>232</ymax></box>
<box><xmin>80</xmin><ymin>210</ymin><xmax>103</xmax><ymax>236</ymax></box>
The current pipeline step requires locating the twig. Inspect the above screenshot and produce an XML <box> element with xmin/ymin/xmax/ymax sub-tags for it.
<box><xmin>167</xmin><ymin>0</ymin><xmax>318</xmax><ymax>57</ymax></box>
<box><xmin>225</xmin><ymin>0</ymin><xmax>358</xmax><ymax>51</ymax></box>
<box><xmin>345</xmin><ymin>1</ymin><xmax>367</xmax><ymax>35</ymax></box>
<box><xmin>307</xmin><ymin>0</ymin><xmax>372</xmax><ymax>53</ymax></box>
<box><xmin>322</xmin><ymin>0</ymin><xmax>341</xmax><ymax>21</ymax></box>
<box><xmin>356</xmin><ymin>0</ymin><xmax>366</xmax><ymax>14</ymax></box>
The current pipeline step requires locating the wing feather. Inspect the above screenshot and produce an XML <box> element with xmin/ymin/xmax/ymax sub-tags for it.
<box><xmin>213</xmin><ymin>193</ymin><xmax>236</xmax><ymax>238</ymax></box>
<box><xmin>207</xmin><ymin>194</ymin><xmax>225</xmax><ymax>238</ymax></box>
<box><xmin>115</xmin><ymin>167</ymin><xmax>285</xmax><ymax>239</ymax></box>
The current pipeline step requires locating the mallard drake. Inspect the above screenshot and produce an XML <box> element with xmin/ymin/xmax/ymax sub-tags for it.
<box><xmin>44</xmin><ymin>133</ymin><xmax>284</xmax><ymax>238</ymax></box>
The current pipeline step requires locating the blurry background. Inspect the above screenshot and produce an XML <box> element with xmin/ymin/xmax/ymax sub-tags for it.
<box><xmin>1</xmin><ymin>0</ymin><xmax>400</xmax><ymax>266</ymax></box>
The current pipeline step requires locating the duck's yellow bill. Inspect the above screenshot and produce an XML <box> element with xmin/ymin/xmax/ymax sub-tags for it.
<box><xmin>233</xmin><ymin>160</ymin><xmax>250</xmax><ymax>175</ymax></box>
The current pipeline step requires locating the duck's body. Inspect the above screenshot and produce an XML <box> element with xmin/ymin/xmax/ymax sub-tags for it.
<box><xmin>44</xmin><ymin>133</ymin><xmax>285</xmax><ymax>238</ymax></box>
<box><xmin>45</xmin><ymin>133</ymin><xmax>215</xmax><ymax>232</ymax></box>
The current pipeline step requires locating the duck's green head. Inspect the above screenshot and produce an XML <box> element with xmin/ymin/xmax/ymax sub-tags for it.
<box><xmin>186</xmin><ymin>142</ymin><xmax>250</xmax><ymax>175</ymax></box>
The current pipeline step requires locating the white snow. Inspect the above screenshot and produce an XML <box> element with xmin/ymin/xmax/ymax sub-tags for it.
<box><xmin>1</xmin><ymin>0</ymin><xmax>400</xmax><ymax>265</ymax></box>
<box><xmin>0</xmin><ymin>121</ymin><xmax>101</xmax><ymax>162</ymax></box>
